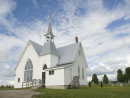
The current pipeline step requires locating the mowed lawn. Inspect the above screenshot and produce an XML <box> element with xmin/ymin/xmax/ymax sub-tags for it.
<box><xmin>33</xmin><ymin>84</ymin><xmax>130</xmax><ymax>98</ymax></box>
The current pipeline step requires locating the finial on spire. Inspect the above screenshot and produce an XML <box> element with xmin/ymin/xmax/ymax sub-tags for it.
<box><xmin>49</xmin><ymin>13</ymin><xmax>51</xmax><ymax>23</ymax></box>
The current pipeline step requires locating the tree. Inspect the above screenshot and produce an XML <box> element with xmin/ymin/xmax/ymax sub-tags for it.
<box><xmin>92</xmin><ymin>74</ymin><xmax>99</xmax><ymax>84</ymax></box>
<box><xmin>102</xmin><ymin>74</ymin><xmax>109</xmax><ymax>84</ymax></box>
<box><xmin>125</xmin><ymin>67</ymin><xmax>130</xmax><ymax>82</ymax></box>
<box><xmin>117</xmin><ymin>69</ymin><xmax>123</xmax><ymax>82</ymax></box>
<box><xmin>89</xmin><ymin>81</ymin><xmax>91</xmax><ymax>87</ymax></box>
<box><xmin>101</xmin><ymin>81</ymin><xmax>103</xmax><ymax>87</ymax></box>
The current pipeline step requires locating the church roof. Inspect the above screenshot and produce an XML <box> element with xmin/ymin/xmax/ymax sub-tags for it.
<box><xmin>30</xmin><ymin>40</ymin><xmax>80</xmax><ymax>65</ymax></box>
<box><xmin>40</xmin><ymin>41</ymin><xmax>59</xmax><ymax>56</ymax></box>
<box><xmin>30</xmin><ymin>40</ymin><xmax>43</xmax><ymax>55</ymax></box>
<box><xmin>45</xmin><ymin>63</ymin><xmax>73</xmax><ymax>70</ymax></box>
<box><xmin>56</xmin><ymin>42</ymin><xmax>80</xmax><ymax>65</ymax></box>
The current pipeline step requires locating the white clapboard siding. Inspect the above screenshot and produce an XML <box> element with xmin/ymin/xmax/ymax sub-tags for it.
<box><xmin>46</xmin><ymin>69</ymin><xmax>64</xmax><ymax>86</ymax></box>
<box><xmin>14</xmin><ymin>42</ymin><xmax>40</xmax><ymax>88</ymax></box>
<box><xmin>64</xmin><ymin>45</ymin><xmax>87</xmax><ymax>86</ymax></box>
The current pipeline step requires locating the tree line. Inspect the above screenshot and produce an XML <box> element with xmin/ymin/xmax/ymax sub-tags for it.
<box><xmin>91</xmin><ymin>67</ymin><xmax>130</xmax><ymax>84</ymax></box>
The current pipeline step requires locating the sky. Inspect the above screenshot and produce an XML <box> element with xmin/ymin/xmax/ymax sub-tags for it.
<box><xmin>0</xmin><ymin>0</ymin><xmax>130</xmax><ymax>86</ymax></box>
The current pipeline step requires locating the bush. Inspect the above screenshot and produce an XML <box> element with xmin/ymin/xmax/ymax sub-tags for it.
<box><xmin>8</xmin><ymin>86</ymin><xmax>11</xmax><ymax>88</ymax></box>
<box><xmin>101</xmin><ymin>81</ymin><xmax>103</xmax><ymax>87</ymax></box>
<box><xmin>6</xmin><ymin>85</ymin><xmax>9</xmax><ymax>88</ymax></box>
<box><xmin>89</xmin><ymin>81</ymin><xmax>91</xmax><ymax>87</ymax></box>
<box><xmin>1</xmin><ymin>85</ymin><xmax>4</xmax><ymax>88</ymax></box>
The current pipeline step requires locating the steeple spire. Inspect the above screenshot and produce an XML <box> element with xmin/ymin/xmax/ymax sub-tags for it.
<box><xmin>44</xmin><ymin>13</ymin><xmax>55</xmax><ymax>42</ymax></box>
<box><xmin>44</xmin><ymin>13</ymin><xmax>54</xmax><ymax>36</ymax></box>
<box><xmin>49</xmin><ymin>13</ymin><xmax>51</xmax><ymax>23</ymax></box>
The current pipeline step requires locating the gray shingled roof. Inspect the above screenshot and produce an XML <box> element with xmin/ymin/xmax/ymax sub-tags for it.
<box><xmin>30</xmin><ymin>40</ymin><xmax>43</xmax><ymax>56</ymax></box>
<box><xmin>29</xmin><ymin>40</ymin><xmax>80</xmax><ymax>65</ymax></box>
<box><xmin>57</xmin><ymin>42</ymin><xmax>80</xmax><ymax>65</ymax></box>
<box><xmin>40</xmin><ymin>41</ymin><xmax>59</xmax><ymax>56</ymax></box>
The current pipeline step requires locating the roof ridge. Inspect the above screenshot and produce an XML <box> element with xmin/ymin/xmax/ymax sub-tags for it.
<box><xmin>57</xmin><ymin>42</ymin><xmax>81</xmax><ymax>49</ymax></box>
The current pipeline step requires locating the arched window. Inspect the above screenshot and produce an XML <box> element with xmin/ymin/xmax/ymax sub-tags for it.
<box><xmin>24</xmin><ymin>59</ymin><xmax>33</xmax><ymax>81</ymax></box>
<box><xmin>82</xmin><ymin>67</ymin><xmax>84</xmax><ymax>79</ymax></box>
<box><xmin>43</xmin><ymin>64</ymin><xmax>47</xmax><ymax>70</ymax></box>
<box><xmin>78</xmin><ymin>66</ymin><xmax>80</xmax><ymax>79</ymax></box>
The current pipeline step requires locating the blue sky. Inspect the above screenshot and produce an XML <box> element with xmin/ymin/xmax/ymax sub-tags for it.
<box><xmin>0</xmin><ymin>0</ymin><xmax>130</xmax><ymax>85</ymax></box>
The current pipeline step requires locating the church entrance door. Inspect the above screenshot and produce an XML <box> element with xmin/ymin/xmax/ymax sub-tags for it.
<box><xmin>42</xmin><ymin>72</ymin><xmax>45</xmax><ymax>84</ymax></box>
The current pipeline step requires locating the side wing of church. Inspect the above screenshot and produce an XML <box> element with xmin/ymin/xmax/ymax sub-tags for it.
<box><xmin>14</xmin><ymin>19</ymin><xmax>88</xmax><ymax>89</ymax></box>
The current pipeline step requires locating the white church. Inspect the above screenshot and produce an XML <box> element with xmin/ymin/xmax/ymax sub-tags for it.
<box><xmin>14</xmin><ymin>18</ymin><xmax>88</xmax><ymax>89</ymax></box>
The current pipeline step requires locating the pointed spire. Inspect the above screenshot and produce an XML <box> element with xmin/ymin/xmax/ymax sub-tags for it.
<box><xmin>49</xmin><ymin>13</ymin><xmax>51</xmax><ymax>23</ymax></box>
<box><xmin>44</xmin><ymin>13</ymin><xmax>54</xmax><ymax>37</ymax></box>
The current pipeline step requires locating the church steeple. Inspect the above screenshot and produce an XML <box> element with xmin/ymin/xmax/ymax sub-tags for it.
<box><xmin>44</xmin><ymin>13</ymin><xmax>55</xmax><ymax>42</ymax></box>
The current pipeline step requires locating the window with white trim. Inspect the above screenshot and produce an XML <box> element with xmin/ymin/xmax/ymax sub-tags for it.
<box><xmin>18</xmin><ymin>78</ymin><xmax>20</xmax><ymax>83</ymax></box>
<box><xmin>82</xmin><ymin>67</ymin><xmax>84</xmax><ymax>79</ymax></box>
<box><xmin>49</xmin><ymin>70</ymin><xmax>54</xmax><ymax>75</ymax></box>
<box><xmin>78</xmin><ymin>66</ymin><xmax>80</xmax><ymax>79</ymax></box>
<box><xmin>24</xmin><ymin>59</ymin><xmax>33</xmax><ymax>81</ymax></box>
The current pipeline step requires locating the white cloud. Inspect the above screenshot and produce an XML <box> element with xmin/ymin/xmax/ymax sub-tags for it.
<box><xmin>7</xmin><ymin>81</ymin><xmax>14</xmax><ymax>85</ymax></box>
<box><xmin>32</xmin><ymin>0</ymin><xmax>39</xmax><ymax>9</ymax></box>
<box><xmin>3</xmin><ymin>64</ymin><xmax>10</xmax><ymax>69</ymax></box>
<box><xmin>0</xmin><ymin>80</ymin><xmax>2</xmax><ymax>82</ymax></box>
<box><xmin>124</xmin><ymin>0</ymin><xmax>130</xmax><ymax>5</ymax></box>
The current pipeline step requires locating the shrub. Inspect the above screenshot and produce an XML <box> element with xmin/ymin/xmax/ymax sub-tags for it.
<box><xmin>6</xmin><ymin>85</ymin><xmax>9</xmax><ymax>88</ymax></box>
<box><xmin>1</xmin><ymin>85</ymin><xmax>4</xmax><ymax>88</ymax></box>
<box><xmin>8</xmin><ymin>86</ymin><xmax>11</xmax><ymax>88</ymax></box>
<box><xmin>101</xmin><ymin>81</ymin><xmax>103</xmax><ymax>87</ymax></box>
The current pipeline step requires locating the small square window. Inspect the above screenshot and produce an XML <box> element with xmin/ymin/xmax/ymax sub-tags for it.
<box><xmin>49</xmin><ymin>70</ymin><xmax>54</xmax><ymax>75</ymax></box>
<box><xmin>18</xmin><ymin>78</ymin><xmax>20</xmax><ymax>83</ymax></box>
<box><xmin>52</xmin><ymin>70</ymin><xmax>54</xmax><ymax>75</ymax></box>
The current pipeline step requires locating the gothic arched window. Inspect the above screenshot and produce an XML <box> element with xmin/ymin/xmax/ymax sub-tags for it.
<box><xmin>78</xmin><ymin>66</ymin><xmax>80</xmax><ymax>79</ymax></box>
<box><xmin>24</xmin><ymin>59</ymin><xmax>33</xmax><ymax>81</ymax></box>
<box><xmin>82</xmin><ymin>67</ymin><xmax>84</xmax><ymax>79</ymax></box>
<box><xmin>43</xmin><ymin>64</ymin><xmax>47</xmax><ymax>70</ymax></box>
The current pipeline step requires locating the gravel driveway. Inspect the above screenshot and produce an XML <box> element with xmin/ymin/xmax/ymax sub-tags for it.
<box><xmin>0</xmin><ymin>89</ymin><xmax>42</xmax><ymax>98</ymax></box>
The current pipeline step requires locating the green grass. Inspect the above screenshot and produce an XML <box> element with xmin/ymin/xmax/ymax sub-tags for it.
<box><xmin>33</xmin><ymin>84</ymin><xmax>130</xmax><ymax>98</ymax></box>
<box><xmin>0</xmin><ymin>87</ymin><xmax>30</xmax><ymax>90</ymax></box>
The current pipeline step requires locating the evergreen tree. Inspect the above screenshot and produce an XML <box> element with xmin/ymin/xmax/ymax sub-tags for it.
<box><xmin>102</xmin><ymin>74</ymin><xmax>109</xmax><ymax>84</ymax></box>
<box><xmin>92</xmin><ymin>74</ymin><xmax>99</xmax><ymax>84</ymax></box>
<box><xmin>89</xmin><ymin>81</ymin><xmax>91</xmax><ymax>87</ymax></box>
<box><xmin>125</xmin><ymin>67</ymin><xmax>130</xmax><ymax>82</ymax></box>
<box><xmin>101</xmin><ymin>81</ymin><xmax>103</xmax><ymax>87</ymax></box>
<box><xmin>117</xmin><ymin>69</ymin><xmax>123</xmax><ymax>82</ymax></box>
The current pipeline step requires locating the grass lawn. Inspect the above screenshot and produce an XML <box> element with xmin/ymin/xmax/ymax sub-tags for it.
<box><xmin>33</xmin><ymin>84</ymin><xmax>130</xmax><ymax>98</ymax></box>
<box><xmin>0</xmin><ymin>87</ymin><xmax>30</xmax><ymax>90</ymax></box>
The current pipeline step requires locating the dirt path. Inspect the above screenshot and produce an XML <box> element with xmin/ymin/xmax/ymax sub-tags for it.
<box><xmin>0</xmin><ymin>89</ymin><xmax>42</xmax><ymax>98</ymax></box>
